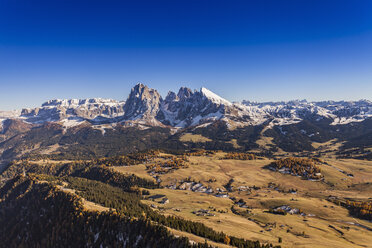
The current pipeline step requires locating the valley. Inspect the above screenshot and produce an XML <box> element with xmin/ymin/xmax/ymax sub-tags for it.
<box><xmin>1</xmin><ymin>148</ymin><xmax>371</xmax><ymax>247</ymax></box>
<box><xmin>113</xmin><ymin>152</ymin><xmax>372</xmax><ymax>248</ymax></box>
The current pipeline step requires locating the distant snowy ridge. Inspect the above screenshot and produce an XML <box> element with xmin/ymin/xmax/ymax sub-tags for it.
<box><xmin>241</xmin><ymin>99</ymin><xmax>372</xmax><ymax>126</ymax></box>
<box><xmin>0</xmin><ymin>110</ymin><xmax>21</xmax><ymax>118</ymax></box>
<box><xmin>20</xmin><ymin>98</ymin><xmax>126</xmax><ymax>126</ymax></box>
<box><xmin>41</xmin><ymin>98</ymin><xmax>122</xmax><ymax>108</ymax></box>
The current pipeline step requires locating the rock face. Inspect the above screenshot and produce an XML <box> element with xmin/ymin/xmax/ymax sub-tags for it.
<box><xmin>123</xmin><ymin>83</ymin><xmax>162</xmax><ymax>124</ymax></box>
<box><xmin>159</xmin><ymin>87</ymin><xmax>231</xmax><ymax>127</ymax></box>
<box><xmin>1</xmin><ymin>83</ymin><xmax>370</xmax><ymax>129</ymax></box>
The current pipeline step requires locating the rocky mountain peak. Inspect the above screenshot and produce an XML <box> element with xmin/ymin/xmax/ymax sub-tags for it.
<box><xmin>177</xmin><ymin>87</ymin><xmax>193</xmax><ymax>100</ymax></box>
<box><xmin>165</xmin><ymin>91</ymin><xmax>178</xmax><ymax>102</ymax></box>
<box><xmin>157</xmin><ymin>86</ymin><xmax>232</xmax><ymax>127</ymax></box>
<box><xmin>123</xmin><ymin>83</ymin><xmax>162</xmax><ymax>121</ymax></box>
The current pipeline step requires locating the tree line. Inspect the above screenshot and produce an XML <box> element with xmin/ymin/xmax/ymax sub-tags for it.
<box><xmin>329</xmin><ymin>198</ymin><xmax>372</xmax><ymax>221</ymax></box>
<box><xmin>268</xmin><ymin>157</ymin><xmax>322</xmax><ymax>179</ymax></box>
<box><xmin>222</xmin><ymin>152</ymin><xmax>256</xmax><ymax>160</ymax></box>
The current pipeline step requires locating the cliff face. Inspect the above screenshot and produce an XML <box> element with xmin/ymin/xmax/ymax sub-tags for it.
<box><xmin>123</xmin><ymin>83</ymin><xmax>162</xmax><ymax>124</ymax></box>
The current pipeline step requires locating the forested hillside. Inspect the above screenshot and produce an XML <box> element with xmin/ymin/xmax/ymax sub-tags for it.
<box><xmin>0</xmin><ymin>164</ymin><xmax>278</xmax><ymax>248</ymax></box>
<box><xmin>0</xmin><ymin>176</ymin><xmax>193</xmax><ymax>248</ymax></box>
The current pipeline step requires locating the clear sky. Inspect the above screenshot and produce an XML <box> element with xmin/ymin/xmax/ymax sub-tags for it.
<box><xmin>0</xmin><ymin>0</ymin><xmax>371</xmax><ymax>110</ymax></box>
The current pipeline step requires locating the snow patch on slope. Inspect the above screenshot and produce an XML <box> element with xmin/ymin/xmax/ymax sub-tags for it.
<box><xmin>200</xmin><ymin>87</ymin><xmax>232</xmax><ymax>106</ymax></box>
<box><xmin>60</xmin><ymin>117</ymin><xmax>85</xmax><ymax>128</ymax></box>
<box><xmin>331</xmin><ymin>116</ymin><xmax>368</xmax><ymax>125</ymax></box>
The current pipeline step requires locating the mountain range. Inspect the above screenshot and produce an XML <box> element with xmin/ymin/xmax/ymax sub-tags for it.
<box><xmin>1</xmin><ymin>83</ymin><xmax>371</xmax><ymax>129</ymax></box>
<box><xmin>0</xmin><ymin>83</ymin><xmax>371</xmax><ymax>160</ymax></box>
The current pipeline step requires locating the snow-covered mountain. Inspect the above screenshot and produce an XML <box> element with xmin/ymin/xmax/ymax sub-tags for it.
<box><xmin>158</xmin><ymin>86</ymin><xmax>232</xmax><ymax>127</ymax></box>
<box><xmin>1</xmin><ymin>83</ymin><xmax>371</xmax><ymax>130</ymax></box>
<box><xmin>241</xmin><ymin>99</ymin><xmax>372</xmax><ymax>126</ymax></box>
<box><xmin>20</xmin><ymin>98</ymin><xmax>125</xmax><ymax>127</ymax></box>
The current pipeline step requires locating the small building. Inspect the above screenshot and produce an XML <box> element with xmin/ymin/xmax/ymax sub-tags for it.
<box><xmin>160</xmin><ymin>198</ymin><xmax>169</xmax><ymax>204</ymax></box>
<box><xmin>238</xmin><ymin>186</ymin><xmax>250</xmax><ymax>191</ymax></box>
<box><xmin>215</xmin><ymin>193</ymin><xmax>229</xmax><ymax>198</ymax></box>
<box><xmin>167</xmin><ymin>184</ymin><xmax>177</xmax><ymax>190</ymax></box>
<box><xmin>205</xmin><ymin>188</ymin><xmax>213</xmax><ymax>194</ymax></box>
<box><xmin>195</xmin><ymin>186</ymin><xmax>207</xmax><ymax>193</ymax></box>
<box><xmin>191</xmin><ymin>183</ymin><xmax>203</xmax><ymax>191</ymax></box>
<box><xmin>178</xmin><ymin>182</ymin><xmax>188</xmax><ymax>190</ymax></box>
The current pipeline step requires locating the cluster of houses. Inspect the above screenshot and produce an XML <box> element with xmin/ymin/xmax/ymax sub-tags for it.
<box><xmin>273</xmin><ymin>205</ymin><xmax>300</xmax><ymax>215</ymax></box>
<box><xmin>192</xmin><ymin>209</ymin><xmax>215</xmax><ymax>217</ymax></box>
<box><xmin>164</xmin><ymin>179</ymin><xmax>259</xmax><ymax>200</ymax></box>
<box><xmin>271</xmin><ymin>205</ymin><xmax>312</xmax><ymax>216</ymax></box>
<box><xmin>165</xmin><ymin>181</ymin><xmax>231</xmax><ymax>198</ymax></box>
<box><xmin>267</xmin><ymin>165</ymin><xmax>322</xmax><ymax>181</ymax></box>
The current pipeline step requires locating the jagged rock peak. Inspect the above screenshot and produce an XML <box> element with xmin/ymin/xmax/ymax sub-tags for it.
<box><xmin>165</xmin><ymin>91</ymin><xmax>178</xmax><ymax>102</ymax></box>
<box><xmin>126</xmin><ymin>83</ymin><xmax>161</xmax><ymax>99</ymax></box>
<box><xmin>123</xmin><ymin>83</ymin><xmax>162</xmax><ymax>120</ymax></box>
<box><xmin>177</xmin><ymin>87</ymin><xmax>193</xmax><ymax>100</ymax></box>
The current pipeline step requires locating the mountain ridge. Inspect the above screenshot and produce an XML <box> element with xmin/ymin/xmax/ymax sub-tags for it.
<box><xmin>0</xmin><ymin>83</ymin><xmax>370</xmax><ymax>161</ymax></box>
<box><xmin>1</xmin><ymin>83</ymin><xmax>370</xmax><ymax>131</ymax></box>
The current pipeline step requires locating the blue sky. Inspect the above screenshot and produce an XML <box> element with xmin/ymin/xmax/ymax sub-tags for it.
<box><xmin>0</xmin><ymin>0</ymin><xmax>371</xmax><ymax>110</ymax></box>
